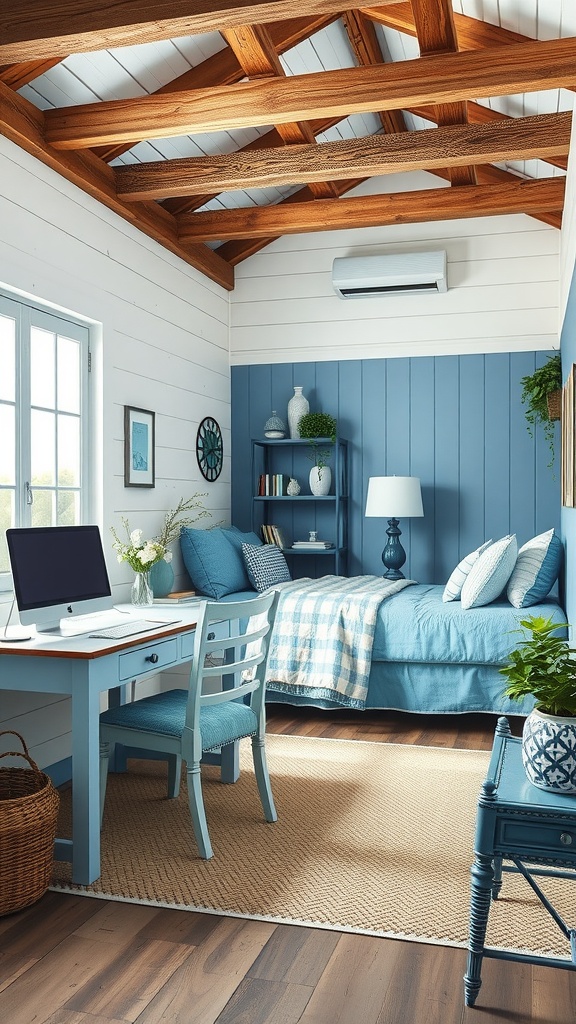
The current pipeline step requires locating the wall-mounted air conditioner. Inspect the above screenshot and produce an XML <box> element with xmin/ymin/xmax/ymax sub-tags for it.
<box><xmin>332</xmin><ymin>251</ymin><xmax>448</xmax><ymax>299</ymax></box>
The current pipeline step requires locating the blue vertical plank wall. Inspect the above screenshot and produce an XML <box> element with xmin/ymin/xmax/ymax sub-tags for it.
<box><xmin>231</xmin><ymin>352</ymin><xmax>560</xmax><ymax>586</ymax></box>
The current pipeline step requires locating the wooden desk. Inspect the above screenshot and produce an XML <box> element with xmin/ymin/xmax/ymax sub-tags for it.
<box><xmin>0</xmin><ymin>611</ymin><xmax>206</xmax><ymax>885</ymax></box>
<box><xmin>464</xmin><ymin>716</ymin><xmax>576</xmax><ymax>1007</ymax></box>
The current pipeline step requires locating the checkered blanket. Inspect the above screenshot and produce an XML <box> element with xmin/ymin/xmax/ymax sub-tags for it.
<box><xmin>265</xmin><ymin>575</ymin><xmax>415</xmax><ymax>709</ymax></box>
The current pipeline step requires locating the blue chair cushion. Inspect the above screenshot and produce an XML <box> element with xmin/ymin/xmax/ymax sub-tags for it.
<box><xmin>180</xmin><ymin>527</ymin><xmax>255</xmax><ymax>599</ymax></box>
<box><xmin>100</xmin><ymin>689</ymin><xmax>258</xmax><ymax>750</ymax></box>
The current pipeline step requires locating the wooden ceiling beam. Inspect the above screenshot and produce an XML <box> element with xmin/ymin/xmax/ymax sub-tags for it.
<box><xmin>341</xmin><ymin>10</ymin><xmax>406</xmax><ymax>135</ymax></box>
<box><xmin>115</xmin><ymin>112</ymin><xmax>571</xmax><ymax>199</ymax></box>
<box><xmin>410</xmin><ymin>0</ymin><xmax>475</xmax><ymax>186</ymax></box>
<box><xmin>0</xmin><ymin>58</ymin><xmax>63</xmax><ymax>89</ymax></box>
<box><xmin>44</xmin><ymin>37</ymin><xmax>576</xmax><ymax>149</ymax></box>
<box><xmin>218</xmin><ymin>165</ymin><xmax>562</xmax><ymax>264</ymax></box>
<box><xmin>0</xmin><ymin>79</ymin><xmax>234</xmax><ymax>290</ymax></box>
<box><xmin>362</xmin><ymin>3</ymin><xmax>534</xmax><ymax>49</ymax></box>
<box><xmin>0</xmin><ymin>0</ymin><xmax>401</xmax><ymax>63</ymax></box>
<box><xmin>222</xmin><ymin>23</ymin><xmax>338</xmax><ymax>198</ymax></box>
<box><xmin>177</xmin><ymin>177</ymin><xmax>565</xmax><ymax>241</ymax></box>
<box><xmin>92</xmin><ymin>15</ymin><xmax>338</xmax><ymax>163</ymax></box>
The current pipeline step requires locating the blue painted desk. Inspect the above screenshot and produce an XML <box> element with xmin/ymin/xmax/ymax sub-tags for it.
<box><xmin>464</xmin><ymin>716</ymin><xmax>576</xmax><ymax>1007</ymax></box>
<box><xmin>0</xmin><ymin>608</ymin><xmax>235</xmax><ymax>885</ymax></box>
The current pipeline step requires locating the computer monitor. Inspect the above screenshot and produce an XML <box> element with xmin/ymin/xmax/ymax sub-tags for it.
<box><xmin>6</xmin><ymin>525</ymin><xmax>114</xmax><ymax>635</ymax></box>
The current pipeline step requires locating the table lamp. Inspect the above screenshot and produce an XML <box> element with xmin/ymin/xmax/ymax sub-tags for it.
<box><xmin>365</xmin><ymin>476</ymin><xmax>424</xmax><ymax>579</ymax></box>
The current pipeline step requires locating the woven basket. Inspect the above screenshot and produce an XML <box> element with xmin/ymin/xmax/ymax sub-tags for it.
<box><xmin>0</xmin><ymin>730</ymin><xmax>60</xmax><ymax>916</ymax></box>
<box><xmin>547</xmin><ymin>389</ymin><xmax>562</xmax><ymax>421</ymax></box>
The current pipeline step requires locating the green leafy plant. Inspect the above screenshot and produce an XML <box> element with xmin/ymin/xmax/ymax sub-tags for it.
<box><xmin>520</xmin><ymin>353</ymin><xmax>562</xmax><ymax>466</ymax></box>
<box><xmin>298</xmin><ymin>411</ymin><xmax>337</xmax><ymax>478</ymax></box>
<box><xmin>500</xmin><ymin>615</ymin><xmax>576</xmax><ymax>718</ymax></box>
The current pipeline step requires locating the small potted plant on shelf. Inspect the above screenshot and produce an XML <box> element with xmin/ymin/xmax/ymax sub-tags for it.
<box><xmin>500</xmin><ymin>614</ymin><xmax>576</xmax><ymax>793</ymax></box>
<box><xmin>520</xmin><ymin>353</ymin><xmax>562</xmax><ymax>466</ymax></box>
<box><xmin>298</xmin><ymin>412</ymin><xmax>337</xmax><ymax>495</ymax></box>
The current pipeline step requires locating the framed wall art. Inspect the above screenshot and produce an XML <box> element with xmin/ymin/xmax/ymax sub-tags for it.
<box><xmin>124</xmin><ymin>406</ymin><xmax>155</xmax><ymax>488</ymax></box>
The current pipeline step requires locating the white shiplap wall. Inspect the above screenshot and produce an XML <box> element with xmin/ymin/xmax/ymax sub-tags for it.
<box><xmin>229</xmin><ymin>172</ymin><xmax>560</xmax><ymax>365</ymax></box>
<box><xmin>0</xmin><ymin>135</ymin><xmax>230</xmax><ymax>769</ymax></box>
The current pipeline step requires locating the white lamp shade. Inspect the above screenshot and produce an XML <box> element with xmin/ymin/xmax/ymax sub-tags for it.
<box><xmin>365</xmin><ymin>476</ymin><xmax>424</xmax><ymax>518</ymax></box>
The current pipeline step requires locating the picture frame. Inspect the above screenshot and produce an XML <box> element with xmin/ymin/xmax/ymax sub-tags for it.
<box><xmin>124</xmin><ymin>406</ymin><xmax>155</xmax><ymax>488</ymax></box>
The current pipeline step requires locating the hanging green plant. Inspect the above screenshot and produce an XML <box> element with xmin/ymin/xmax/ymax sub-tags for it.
<box><xmin>520</xmin><ymin>353</ymin><xmax>562</xmax><ymax>467</ymax></box>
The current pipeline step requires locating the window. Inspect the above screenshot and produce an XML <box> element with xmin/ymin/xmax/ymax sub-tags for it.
<box><xmin>0</xmin><ymin>292</ymin><xmax>90</xmax><ymax>584</ymax></box>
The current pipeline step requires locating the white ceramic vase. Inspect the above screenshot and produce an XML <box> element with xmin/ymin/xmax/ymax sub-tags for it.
<box><xmin>287</xmin><ymin>386</ymin><xmax>309</xmax><ymax>439</ymax></box>
<box><xmin>309</xmin><ymin>465</ymin><xmax>331</xmax><ymax>496</ymax></box>
<box><xmin>522</xmin><ymin>709</ymin><xmax>576</xmax><ymax>793</ymax></box>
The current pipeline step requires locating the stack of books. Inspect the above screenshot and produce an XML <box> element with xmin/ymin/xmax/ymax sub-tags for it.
<box><xmin>261</xmin><ymin>524</ymin><xmax>288</xmax><ymax>548</ymax></box>
<box><xmin>152</xmin><ymin>590</ymin><xmax>199</xmax><ymax>604</ymax></box>
<box><xmin>292</xmin><ymin>540</ymin><xmax>334</xmax><ymax>550</ymax></box>
<box><xmin>257</xmin><ymin>474</ymin><xmax>290</xmax><ymax>496</ymax></box>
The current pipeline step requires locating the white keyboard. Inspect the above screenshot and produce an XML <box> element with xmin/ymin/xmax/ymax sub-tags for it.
<box><xmin>89</xmin><ymin>618</ymin><xmax>179</xmax><ymax>640</ymax></box>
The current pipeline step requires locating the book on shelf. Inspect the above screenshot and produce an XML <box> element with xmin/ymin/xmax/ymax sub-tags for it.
<box><xmin>257</xmin><ymin>474</ymin><xmax>290</xmax><ymax>496</ymax></box>
<box><xmin>152</xmin><ymin>590</ymin><xmax>199</xmax><ymax>604</ymax></box>
<box><xmin>292</xmin><ymin>540</ymin><xmax>334</xmax><ymax>549</ymax></box>
<box><xmin>261</xmin><ymin>524</ymin><xmax>289</xmax><ymax>548</ymax></box>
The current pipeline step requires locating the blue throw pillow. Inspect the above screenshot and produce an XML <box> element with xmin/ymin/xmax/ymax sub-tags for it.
<box><xmin>223</xmin><ymin>526</ymin><xmax>263</xmax><ymax>551</ymax></box>
<box><xmin>180</xmin><ymin>527</ymin><xmax>253</xmax><ymax>599</ymax></box>
<box><xmin>442</xmin><ymin>540</ymin><xmax>493</xmax><ymax>602</ymax></box>
<box><xmin>242</xmin><ymin>542</ymin><xmax>291</xmax><ymax>592</ymax></box>
<box><xmin>506</xmin><ymin>529</ymin><xmax>563</xmax><ymax>608</ymax></box>
<box><xmin>461</xmin><ymin>534</ymin><xmax>518</xmax><ymax>610</ymax></box>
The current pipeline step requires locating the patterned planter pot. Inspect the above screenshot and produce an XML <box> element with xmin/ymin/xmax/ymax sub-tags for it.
<box><xmin>522</xmin><ymin>709</ymin><xmax>576</xmax><ymax>794</ymax></box>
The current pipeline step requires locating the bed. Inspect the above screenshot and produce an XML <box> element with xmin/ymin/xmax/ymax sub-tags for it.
<box><xmin>180</xmin><ymin>527</ymin><xmax>566</xmax><ymax>718</ymax></box>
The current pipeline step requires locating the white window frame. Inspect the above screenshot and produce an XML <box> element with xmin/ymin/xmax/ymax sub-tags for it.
<box><xmin>0</xmin><ymin>291</ymin><xmax>91</xmax><ymax>592</ymax></box>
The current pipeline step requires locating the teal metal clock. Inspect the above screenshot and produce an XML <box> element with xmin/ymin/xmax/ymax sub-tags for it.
<box><xmin>196</xmin><ymin>416</ymin><xmax>223</xmax><ymax>481</ymax></box>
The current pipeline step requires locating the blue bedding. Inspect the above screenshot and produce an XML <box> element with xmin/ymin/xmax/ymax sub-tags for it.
<box><xmin>371</xmin><ymin>584</ymin><xmax>565</xmax><ymax>665</ymax></box>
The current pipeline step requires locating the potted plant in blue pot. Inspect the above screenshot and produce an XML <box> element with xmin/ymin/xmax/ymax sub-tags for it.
<box><xmin>500</xmin><ymin>615</ymin><xmax>576</xmax><ymax>793</ymax></box>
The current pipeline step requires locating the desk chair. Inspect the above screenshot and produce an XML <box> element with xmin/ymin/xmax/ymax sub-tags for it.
<box><xmin>99</xmin><ymin>591</ymin><xmax>279</xmax><ymax>859</ymax></box>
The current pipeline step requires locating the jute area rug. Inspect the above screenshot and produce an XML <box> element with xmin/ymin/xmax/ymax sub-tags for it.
<box><xmin>51</xmin><ymin>735</ymin><xmax>576</xmax><ymax>957</ymax></box>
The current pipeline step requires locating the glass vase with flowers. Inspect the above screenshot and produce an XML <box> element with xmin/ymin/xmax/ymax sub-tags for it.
<box><xmin>110</xmin><ymin>521</ymin><xmax>167</xmax><ymax>606</ymax></box>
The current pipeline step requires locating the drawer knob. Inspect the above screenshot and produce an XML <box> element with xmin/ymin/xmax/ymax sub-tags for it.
<box><xmin>145</xmin><ymin>653</ymin><xmax>159</xmax><ymax>664</ymax></box>
<box><xmin>560</xmin><ymin>832</ymin><xmax>573</xmax><ymax>846</ymax></box>
<box><xmin>207</xmin><ymin>632</ymin><xmax>215</xmax><ymax>640</ymax></box>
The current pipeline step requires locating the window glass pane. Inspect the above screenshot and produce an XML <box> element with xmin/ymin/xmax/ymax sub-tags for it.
<box><xmin>0</xmin><ymin>315</ymin><xmax>15</xmax><ymax>403</ymax></box>
<box><xmin>31</xmin><ymin>409</ymin><xmax>55</xmax><ymax>485</ymax></box>
<box><xmin>31</xmin><ymin>327</ymin><xmax>55</xmax><ymax>410</ymax></box>
<box><xmin>58</xmin><ymin>490</ymin><xmax>79</xmax><ymax>526</ymax></box>
<box><xmin>31</xmin><ymin>490</ymin><xmax>55</xmax><ymax>528</ymax></box>
<box><xmin>58</xmin><ymin>413</ymin><xmax>80</xmax><ymax>487</ymax></box>
<box><xmin>0</xmin><ymin>491</ymin><xmax>14</xmax><ymax>573</ymax></box>
<box><xmin>57</xmin><ymin>336</ymin><xmax>80</xmax><ymax>414</ymax></box>
<box><xmin>0</xmin><ymin>405</ymin><xmax>15</xmax><ymax>484</ymax></box>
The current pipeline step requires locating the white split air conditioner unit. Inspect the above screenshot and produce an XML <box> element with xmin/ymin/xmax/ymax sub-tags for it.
<box><xmin>332</xmin><ymin>251</ymin><xmax>448</xmax><ymax>299</ymax></box>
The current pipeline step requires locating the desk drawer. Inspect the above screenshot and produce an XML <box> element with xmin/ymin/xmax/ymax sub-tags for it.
<box><xmin>496</xmin><ymin>815</ymin><xmax>576</xmax><ymax>864</ymax></box>
<box><xmin>118</xmin><ymin>638</ymin><xmax>178</xmax><ymax>680</ymax></box>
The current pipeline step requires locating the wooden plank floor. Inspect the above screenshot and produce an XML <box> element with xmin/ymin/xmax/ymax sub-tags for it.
<box><xmin>1</xmin><ymin>708</ymin><xmax>575</xmax><ymax>1024</ymax></box>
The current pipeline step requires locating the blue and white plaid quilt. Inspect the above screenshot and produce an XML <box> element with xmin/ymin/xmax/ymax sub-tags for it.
<box><xmin>265</xmin><ymin>575</ymin><xmax>415</xmax><ymax>709</ymax></box>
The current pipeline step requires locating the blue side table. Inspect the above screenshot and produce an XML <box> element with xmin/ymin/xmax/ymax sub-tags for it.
<box><xmin>464</xmin><ymin>716</ymin><xmax>576</xmax><ymax>1007</ymax></box>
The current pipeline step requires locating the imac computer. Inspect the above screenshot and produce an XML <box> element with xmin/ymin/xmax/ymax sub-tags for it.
<box><xmin>6</xmin><ymin>525</ymin><xmax>116</xmax><ymax>635</ymax></box>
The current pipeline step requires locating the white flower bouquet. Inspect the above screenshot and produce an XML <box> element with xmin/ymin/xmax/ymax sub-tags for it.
<box><xmin>111</xmin><ymin>520</ymin><xmax>168</xmax><ymax>574</ymax></box>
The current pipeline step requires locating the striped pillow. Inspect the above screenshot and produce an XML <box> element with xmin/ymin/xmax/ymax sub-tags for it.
<box><xmin>442</xmin><ymin>540</ymin><xmax>493</xmax><ymax>602</ymax></box>
<box><xmin>242</xmin><ymin>542</ymin><xmax>291</xmax><ymax>592</ymax></box>
<box><xmin>506</xmin><ymin>529</ymin><xmax>562</xmax><ymax>608</ymax></box>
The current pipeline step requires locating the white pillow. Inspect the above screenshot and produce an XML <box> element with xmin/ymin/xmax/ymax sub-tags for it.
<box><xmin>442</xmin><ymin>540</ymin><xmax>493</xmax><ymax>602</ymax></box>
<box><xmin>461</xmin><ymin>535</ymin><xmax>518</xmax><ymax>610</ymax></box>
<box><xmin>507</xmin><ymin>529</ymin><xmax>563</xmax><ymax>608</ymax></box>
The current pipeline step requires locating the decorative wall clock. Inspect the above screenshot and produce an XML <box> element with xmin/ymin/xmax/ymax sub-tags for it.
<box><xmin>196</xmin><ymin>416</ymin><xmax>223</xmax><ymax>481</ymax></box>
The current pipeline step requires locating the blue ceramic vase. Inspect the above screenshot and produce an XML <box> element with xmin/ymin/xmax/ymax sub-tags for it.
<box><xmin>149</xmin><ymin>559</ymin><xmax>175</xmax><ymax>598</ymax></box>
